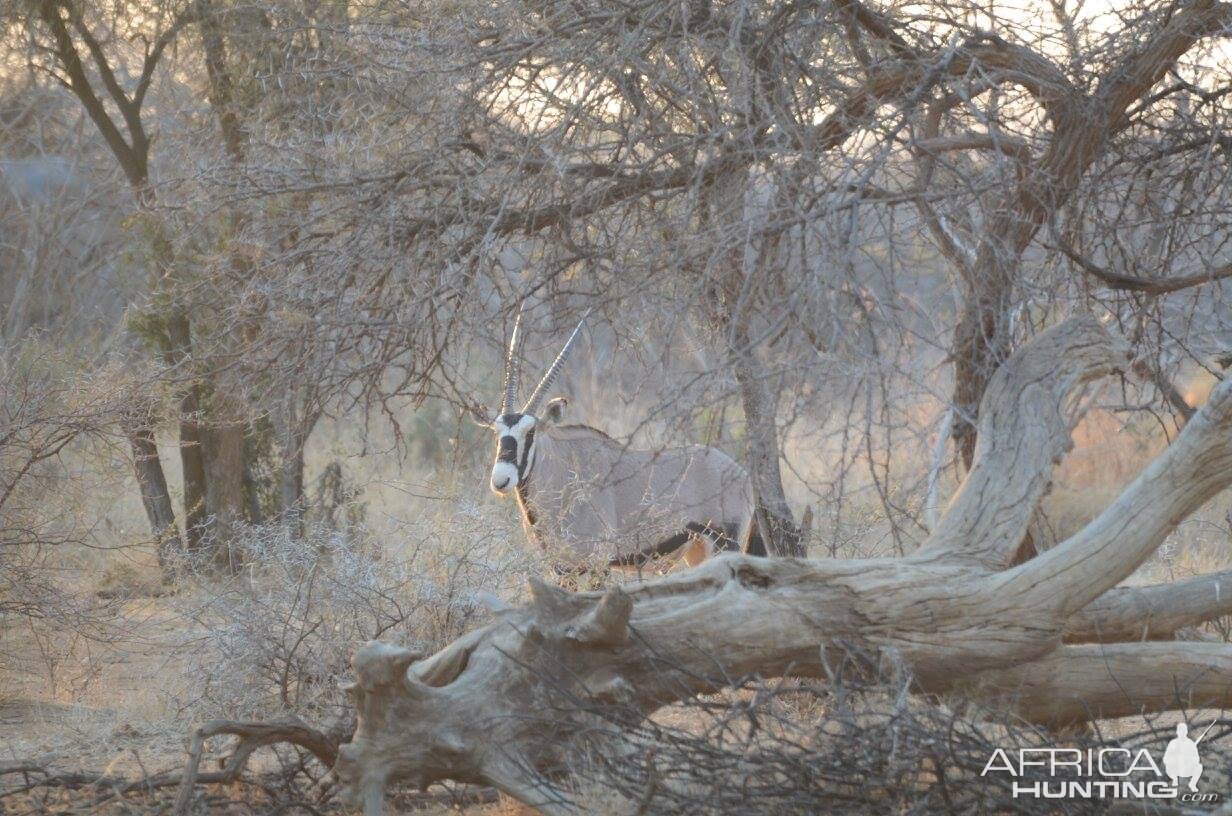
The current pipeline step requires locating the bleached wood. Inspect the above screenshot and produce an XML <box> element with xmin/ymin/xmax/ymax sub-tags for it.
<box><xmin>973</xmin><ymin>642</ymin><xmax>1232</xmax><ymax>725</ymax></box>
<box><xmin>1002</xmin><ymin>373</ymin><xmax>1232</xmax><ymax>616</ymax></box>
<box><xmin>917</xmin><ymin>315</ymin><xmax>1130</xmax><ymax>568</ymax></box>
<box><xmin>1063</xmin><ymin>570</ymin><xmax>1232</xmax><ymax>643</ymax></box>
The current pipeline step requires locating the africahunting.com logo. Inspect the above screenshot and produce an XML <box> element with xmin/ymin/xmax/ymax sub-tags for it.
<box><xmin>981</xmin><ymin>720</ymin><xmax>1221</xmax><ymax>803</ymax></box>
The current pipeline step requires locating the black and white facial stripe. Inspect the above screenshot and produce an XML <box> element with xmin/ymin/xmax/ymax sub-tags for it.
<box><xmin>489</xmin><ymin>412</ymin><xmax>537</xmax><ymax>494</ymax></box>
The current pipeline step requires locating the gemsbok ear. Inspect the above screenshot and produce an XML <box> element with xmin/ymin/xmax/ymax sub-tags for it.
<box><xmin>543</xmin><ymin>397</ymin><xmax>568</xmax><ymax>424</ymax></box>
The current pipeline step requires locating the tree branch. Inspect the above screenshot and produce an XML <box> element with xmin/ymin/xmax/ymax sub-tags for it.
<box><xmin>917</xmin><ymin>316</ymin><xmax>1130</xmax><ymax>568</ymax></box>
<box><xmin>974</xmin><ymin>642</ymin><xmax>1232</xmax><ymax>725</ymax></box>
<box><xmin>173</xmin><ymin>718</ymin><xmax>339</xmax><ymax>815</ymax></box>
<box><xmin>1052</xmin><ymin>231</ymin><xmax>1232</xmax><ymax>295</ymax></box>
<box><xmin>1064</xmin><ymin>570</ymin><xmax>1232</xmax><ymax>643</ymax></box>
<box><xmin>1100</xmin><ymin>0</ymin><xmax>1232</xmax><ymax>134</ymax></box>
<box><xmin>1003</xmin><ymin>371</ymin><xmax>1232</xmax><ymax>615</ymax></box>
<box><xmin>36</xmin><ymin>0</ymin><xmax>145</xmax><ymax>187</ymax></box>
<box><xmin>67</xmin><ymin>9</ymin><xmax>144</xmax><ymax>145</ymax></box>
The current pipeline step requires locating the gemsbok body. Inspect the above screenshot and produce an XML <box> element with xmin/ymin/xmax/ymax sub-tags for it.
<box><xmin>483</xmin><ymin>309</ymin><xmax>766</xmax><ymax>567</ymax></box>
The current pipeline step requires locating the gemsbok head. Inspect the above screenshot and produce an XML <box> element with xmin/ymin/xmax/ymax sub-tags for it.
<box><xmin>482</xmin><ymin>307</ymin><xmax>766</xmax><ymax>568</ymax></box>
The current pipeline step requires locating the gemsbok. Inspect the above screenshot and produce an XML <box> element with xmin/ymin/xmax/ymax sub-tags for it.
<box><xmin>482</xmin><ymin>309</ymin><xmax>766</xmax><ymax>568</ymax></box>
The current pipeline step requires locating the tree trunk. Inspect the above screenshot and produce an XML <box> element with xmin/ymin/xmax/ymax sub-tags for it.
<box><xmin>731</xmin><ymin>322</ymin><xmax>804</xmax><ymax>558</ymax></box>
<box><xmin>241</xmin><ymin>441</ymin><xmax>264</xmax><ymax>526</ymax></box>
<box><xmin>271</xmin><ymin>392</ymin><xmax>309</xmax><ymax>537</ymax></box>
<box><xmin>165</xmin><ymin>310</ymin><xmax>210</xmax><ymax>551</ymax></box>
<box><xmin>279</xmin><ymin>432</ymin><xmax>307</xmax><ymax>537</ymax></box>
<box><xmin>195</xmin><ymin>0</ymin><xmax>245</xmax><ymax>164</ymax></box>
<box><xmin>121</xmin><ymin>404</ymin><xmax>182</xmax><ymax>572</ymax></box>
<box><xmin>202</xmin><ymin>390</ymin><xmax>248</xmax><ymax>570</ymax></box>
<box><xmin>198</xmin><ymin>0</ymin><xmax>271</xmax><ymax>553</ymax></box>
<box><xmin>280</xmin><ymin>441</ymin><xmax>305</xmax><ymax>528</ymax></box>
<box><xmin>333</xmin><ymin>317</ymin><xmax>1232</xmax><ymax>815</ymax></box>
<box><xmin>34</xmin><ymin>0</ymin><xmax>220</xmax><ymax>560</ymax></box>
<box><xmin>949</xmin><ymin>269</ymin><xmax>1013</xmax><ymax>471</ymax></box>
<box><xmin>703</xmin><ymin>165</ymin><xmax>803</xmax><ymax>558</ymax></box>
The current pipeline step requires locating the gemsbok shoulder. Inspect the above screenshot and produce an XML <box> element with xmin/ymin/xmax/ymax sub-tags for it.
<box><xmin>480</xmin><ymin>308</ymin><xmax>766</xmax><ymax>568</ymax></box>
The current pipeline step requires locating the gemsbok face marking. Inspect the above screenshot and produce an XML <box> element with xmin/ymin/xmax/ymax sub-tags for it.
<box><xmin>484</xmin><ymin>305</ymin><xmax>767</xmax><ymax>568</ymax></box>
<box><xmin>490</xmin><ymin>412</ymin><xmax>535</xmax><ymax>494</ymax></box>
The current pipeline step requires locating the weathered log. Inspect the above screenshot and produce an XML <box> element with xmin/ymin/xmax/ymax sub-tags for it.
<box><xmin>333</xmin><ymin>317</ymin><xmax>1232</xmax><ymax>814</ymax></box>
<box><xmin>972</xmin><ymin>642</ymin><xmax>1232</xmax><ymax>724</ymax></box>
<box><xmin>1064</xmin><ymin>570</ymin><xmax>1232</xmax><ymax>643</ymax></box>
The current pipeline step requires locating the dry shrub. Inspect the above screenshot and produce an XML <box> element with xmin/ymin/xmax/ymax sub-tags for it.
<box><xmin>565</xmin><ymin>673</ymin><xmax>1232</xmax><ymax>815</ymax></box>
<box><xmin>94</xmin><ymin>562</ymin><xmax>167</xmax><ymax>599</ymax></box>
<box><xmin>171</xmin><ymin>503</ymin><xmax>527</xmax><ymax>729</ymax></box>
<box><xmin>0</xmin><ymin>344</ymin><xmax>137</xmax><ymax>691</ymax></box>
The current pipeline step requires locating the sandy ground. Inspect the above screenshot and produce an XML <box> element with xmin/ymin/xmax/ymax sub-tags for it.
<box><xmin>1</xmin><ymin>594</ymin><xmax>209</xmax><ymax>780</ymax></box>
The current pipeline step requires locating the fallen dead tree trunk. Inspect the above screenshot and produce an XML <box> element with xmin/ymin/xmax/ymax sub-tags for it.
<box><xmin>333</xmin><ymin>316</ymin><xmax>1232</xmax><ymax>815</ymax></box>
<box><xmin>1063</xmin><ymin>570</ymin><xmax>1232</xmax><ymax>643</ymax></box>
